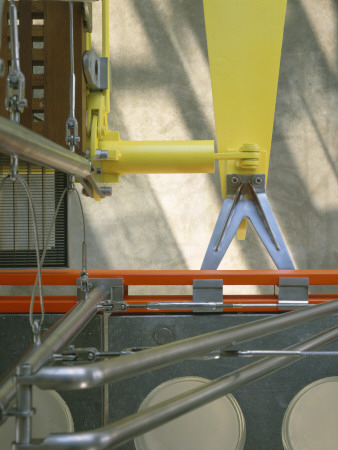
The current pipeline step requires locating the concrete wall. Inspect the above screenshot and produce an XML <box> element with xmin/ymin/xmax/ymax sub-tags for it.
<box><xmin>70</xmin><ymin>1</ymin><xmax>338</xmax><ymax>285</ymax></box>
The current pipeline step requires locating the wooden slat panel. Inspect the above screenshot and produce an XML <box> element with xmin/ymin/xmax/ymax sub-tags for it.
<box><xmin>7</xmin><ymin>48</ymin><xmax>44</xmax><ymax>62</ymax></box>
<box><xmin>32</xmin><ymin>24</ymin><xmax>44</xmax><ymax>38</ymax></box>
<box><xmin>31</xmin><ymin>2</ymin><xmax>44</xmax><ymax>14</ymax></box>
<box><xmin>74</xmin><ymin>3</ymin><xmax>86</xmax><ymax>154</ymax></box>
<box><xmin>32</xmin><ymin>48</ymin><xmax>44</xmax><ymax>62</ymax></box>
<box><xmin>9</xmin><ymin>25</ymin><xmax>43</xmax><ymax>38</ymax></box>
<box><xmin>44</xmin><ymin>3</ymin><xmax>85</xmax><ymax>150</ymax></box>
<box><xmin>44</xmin><ymin>3</ymin><xmax>69</xmax><ymax>145</ymax></box>
<box><xmin>31</xmin><ymin>97</ymin><xmax>44</xmax><ymax>111</ymax></box>
<box><xmin>5</xmin><ymin>50</ymin><xmax>44</xmax><ymax>65</ymax></box>
<box><xmin>18</xmin><ymin>2</ymin><xmax>33</xmax><ymax>130</ymax></box>
<box><xmin>32</xmin><ymin>122</ymin><xmax>44</xmax><ymax>133</ymax></box>
<box><xmin>32</xmin><ymin>73</ymin><xmax>44</xmax><ymax>87</ymax></box>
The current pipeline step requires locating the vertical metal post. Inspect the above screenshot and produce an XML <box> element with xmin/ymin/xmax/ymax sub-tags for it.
<box><xmin>103</xmin><ymin>312</ymin><xmax>110</xmax><ymax>425</ymax></box>
<box><xmin>15</xmin><ymin>364</ymin><xmax>33</xmax><ymax>446</ymax></box>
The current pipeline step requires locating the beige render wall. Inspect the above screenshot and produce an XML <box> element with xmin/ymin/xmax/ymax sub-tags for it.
<box><xmin>69</xmin><ymin>0</ymin><xmax>338</xmax><ymax>282</ymax></box>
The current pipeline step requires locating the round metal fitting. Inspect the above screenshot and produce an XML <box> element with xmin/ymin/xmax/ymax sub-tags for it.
<box><xmin>252</xmin><ymin>176</ymin><xmax>263</xmax><ymax>185</ymax></box>
<box><xmin>231</xmin><ymin>176</ymin><xmax>240</xmax><ymax>185</ymax></box>
<box><xmin>9</xmin><ymin>74</ymin><xmax>18</xmax><ymax>85</ymax></box>
<box><xmin>100</xmin><ymin>187</ymin><xmax>112</xmax><ymax>197</ymax></box>
<box><xmin>153</xmin><ymin>326</ymin><xmax>175</xmax><ymax>345</ymax></box>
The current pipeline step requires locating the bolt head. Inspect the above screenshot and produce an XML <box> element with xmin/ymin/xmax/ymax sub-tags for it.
<box><xmin>253</xmin><ymin>176</ymin><xmax>263</xmax><ymax>185</ymax></box>
<box><xmin>231</xmin><ymin>176</ymin><xmax>240</xmax><ymax>185</ymax></box>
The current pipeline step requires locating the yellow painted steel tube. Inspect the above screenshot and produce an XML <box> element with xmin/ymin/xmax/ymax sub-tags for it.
<box><xmin>96</xmin><ymin>140</ymin><xmax>215</xmax><ymax>174</ymax></box>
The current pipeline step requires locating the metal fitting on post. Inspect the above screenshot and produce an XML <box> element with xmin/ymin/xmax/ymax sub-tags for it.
<box><xmin>15</xmin><ymin>364</ymin><xmax>33</xmax><ymax>446</ymax></box>
<box><xmin>9</xmin><ymin>154</ymin><xmax>18</xmax><ymax>181</ymax></box>
<box><xmin>96</xmin><ymin>149</ymin><xmax>109</xmax><ymax>159</ymax></box>
<box><xmin>100</xmin><ymin>187</ymin><xmax>112</xmax><ymax>197</ymax></box>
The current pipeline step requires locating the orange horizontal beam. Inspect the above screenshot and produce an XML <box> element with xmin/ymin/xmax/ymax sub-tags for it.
<box><xmin>0</xmin><ymin>294</ymin><xmax>335</xmax><ymax>314</ymax></box>
<box><xmin>0</xmin><ymin>269</ymin><xmax>338</xmax><ymax>286</ymax></box>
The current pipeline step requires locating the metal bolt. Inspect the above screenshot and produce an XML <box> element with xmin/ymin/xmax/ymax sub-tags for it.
<box><xmin>87</xmin><ymin>352</ymin><xmax>95</xmax><ymax>361</ymax></box>
<box><xmin>96</xmin><ymin>150</ymin><xmax>109</xmax><ymax>160</ymax></box>
<box><xmin>120</xmin><ymin>304</ymin><xmax>127</xmax><ymax>311</ymax></box>
<box><xmin>231</xmin><ymin>176</ymin><xmax>240</xmax><ymax>185</ymax></box>
<box><xmin>96</xmin><ymin>168</ymin><xmax>102</xmax><ymax>175</ymax></box>
<box><xmin>100</xmin><ymin>187</ymin><xmax>112</xmax><ymax>197</ymax></box>
<box><xmin>253</xmin><ymin>176</ymin><xmax>263</xmax><ymax>185</ymax></box>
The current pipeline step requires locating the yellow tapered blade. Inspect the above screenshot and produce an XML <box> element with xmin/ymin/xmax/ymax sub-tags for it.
<box><xmin>203</xmin><ymin>0</ymin><xmax>287</xmax><ymax>197</ymax></box>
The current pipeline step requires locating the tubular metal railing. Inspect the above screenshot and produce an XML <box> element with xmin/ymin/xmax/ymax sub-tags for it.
<box><xmin>0</xmin><ymin>298</ymin><xmax>337</xmax><ymax>449</ymax></box>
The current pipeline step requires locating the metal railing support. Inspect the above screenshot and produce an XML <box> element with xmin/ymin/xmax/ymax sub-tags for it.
<box><xmin>12</xmin><ymin>324</ymin><xmax>338</xmax><ymax>449</ymax></box>
<box><xmin>22</xmin><ymin>298</ymin><xmax>338</xmax><ymax>390</ymax></box>
<box><xmin>0</xmin><ymin>286</ymin><xmax>109</xmax><ymax>422</ymax></box>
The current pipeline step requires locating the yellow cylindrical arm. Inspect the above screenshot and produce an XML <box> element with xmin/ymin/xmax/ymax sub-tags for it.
<box><xmin>96</xmin><ymin>140</ymin><xmax>215</xmax><ymax>175</ymax></box>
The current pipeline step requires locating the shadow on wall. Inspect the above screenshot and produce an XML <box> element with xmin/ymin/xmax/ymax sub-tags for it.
<box><xmin>269</xmin><ymin>0</ymin><xmax>338</xmax><ymax>272</ymax></box>
<box><xmin>71</xmin><ymin>0</ymin><xmax>338</xmax><ymax>279</ymax></box>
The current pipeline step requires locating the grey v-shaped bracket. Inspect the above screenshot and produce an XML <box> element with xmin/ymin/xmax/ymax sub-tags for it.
<box><xmin>201</xmin><ymin>174</ymin><xmax>295</xmax><ymax>270</ymax></box>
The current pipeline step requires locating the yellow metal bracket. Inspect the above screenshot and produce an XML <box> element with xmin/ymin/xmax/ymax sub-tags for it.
<box><xmin>84</xmin><ymin>0</ymin><xmax>216</xmax><ymax>200</ymax></box>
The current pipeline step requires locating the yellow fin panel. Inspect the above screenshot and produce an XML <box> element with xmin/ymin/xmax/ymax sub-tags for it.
<box><xmin>203</xmin><ymin>0</ymin><xmax>287</xmax><ymax>196</ymax></box>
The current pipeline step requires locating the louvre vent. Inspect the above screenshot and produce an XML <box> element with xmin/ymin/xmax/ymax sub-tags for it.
<box><xmin>0</xmin><ymin>155</ymin><xmax>68</xmax><ymax>268</ymax></box>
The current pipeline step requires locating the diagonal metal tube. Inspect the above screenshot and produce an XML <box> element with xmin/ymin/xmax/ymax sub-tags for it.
<box><xmin>23</xmin><ymin>298</ymin><xmax>338</xmax><ymax>390</ymax></box>
<box><xmin>0</xmin><ymin>116</ymin><xmax>91</xmax><ymax>178</ymax></box>
<box><xmin>0</xmin><ymin>286</ymin><xmax>109</xmax><ymax>421</ymax></box>
<box><xmin>13</xmin><ymin>324</ymin><xmax>338</xmax><ymax>450</ymax></box>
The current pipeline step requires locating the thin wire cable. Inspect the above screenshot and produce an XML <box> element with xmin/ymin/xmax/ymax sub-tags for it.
<box><xmin>69</xmin><ymin>2</ymin><xmax>74</xmax><ymax>75</ymax></box>
<box><xmin>30</xmin><ymin>187</ymin><xmax>68</xmax><ymax>328</ymax></box>
<box><xmin>73</xmin><ymin>187</ymin><xmax>86</xmax><ymax>244</ymax></box>
<box><xmin>1</xmin><ymin>171</ymin><xmax>87</xmax><ymax>333</ymax></box>
<box><xmin>73</xmin><ymin>188</ymin><xmax>87</xmax><ymax>278</ymax></box>
<box><xmin>30</xmin><ymin>186</ymin><xmax>87</xmax><ymax>313</ymax></box>
<box><xmin>14</xmin><ymin>174</ymin><xmax>44</xmax><ymax>335</ymax></box>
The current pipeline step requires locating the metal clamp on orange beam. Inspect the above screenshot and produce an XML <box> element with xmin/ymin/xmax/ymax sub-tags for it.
<box><xmin>278</xmin><ymin>278</ymin><xmax>309</xmax><ymax>310</ymax></box>
<box><xmin>192</xmin><ymin>279</ymin><xmax>223</xmax><ymax>312</ymax></box>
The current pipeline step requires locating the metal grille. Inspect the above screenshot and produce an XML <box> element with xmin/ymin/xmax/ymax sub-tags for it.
<box><xmin>0</xmin><ymin>154</ymin><xmax>68</xmax><ymax>268</ymax></box>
